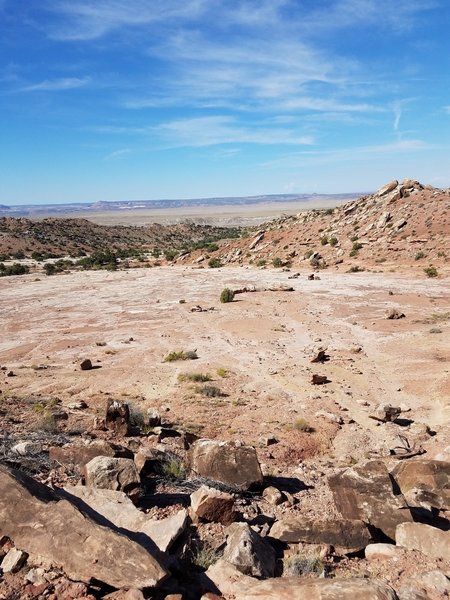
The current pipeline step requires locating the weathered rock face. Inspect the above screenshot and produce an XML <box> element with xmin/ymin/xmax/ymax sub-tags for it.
<box><xmin>377</xmin><ymin>181</ymin><xmax>398</xmax><ymax>197</ymax></box>
<box><xmin>269</xmin><ymin>518</ymin><xmax>371</xmax><ymax>555</ymax></box>
<box><xmin>369</xmin><ymin>404</ymin><xmax>401</xmax><ymax>423</ymax></box>
<box><xmin>106</xmin><ymin>399</ymin><xmax>131</xmax><ymax>436</ymax></box>
<box><xmin>328</xmin><ymin>460</ymin><xmax>413</xmax><ymax>540</ymax></box>
<box><xmin>206</xmin><ymin>559</ymin><xmax>398</xmax><ymax>599</ymax></box>
<box><xmin>396</xmin><ymin>522</ymin><xmax>450</xmax><ymax>560</ymax></box>
<box><xmin>392</xmin><ymin>460</ymin><xmax>450</xmax><ymax>509</ymax></box>
<box><xmin>62</xmin><ymin>486</ymin><xmax>188</xmax><ymax>553</ymax></box>
<box><xmin>188</xmin><ymin>439</ymin><xmax>263</xmax><ymax>491</ymax></box>
<box><xmin>0</xmin><ymin>466</ymin><xmax>167</xmax><ymax>589</ymax></box>
<box><xmin>222</xmin><ymin>523</ymin><xmax>276</xmax><ymax>578</ymax></box>
<box><xmin>191</xmin><ymin>485</ymin><xmax>235</xmax><ymax>525</ymax></box>
<box><xmin>49</xmin><ymin>439</ymin><xmax>133</xmax><ymax>468</ymax></box>
<box><xmin>84</xmin><ymin>456</ymin><xmax>140</xmax><ymax>498</ymax></box>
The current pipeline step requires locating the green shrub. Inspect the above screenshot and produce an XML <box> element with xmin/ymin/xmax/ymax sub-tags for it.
<box><xmin>256</xmin><ymin>259</ymin><xmax>267</xmax><ymax>267</ymax></box>
<box><xmin>164</xmin><ymin>350</ymin><xmax>198</xmax><ymax>362</ymax></box>
<box><xmin>272</xmin><ymin>257</ymin><xmax>283</xmax><ymax>268</ymax></box>
<box><xmin>208</xmin><ymin>257</ymin><xmax>222</xmax><ymax>268</ymax></box>
<box><xmin>329</xmin><ymin>237</ymin><xmax>338</xmax><ymax>247</ymax></box>
<box><xmin>0</xmin><ymin>263</ymin><xmax>29</xmax><ymax>277</ymax></box>
<box><xmin>347</xmin><ymin>265</ymin><xmax>365</xmax><ymax>273</ymax></box>
<box><xmin>216</xmin><ymin>368</ymin><xmax>228</xmax><ymax>378</ymax></box>
<box><xmin>304</xmin><ymin>249</ymin><xmax>314</xmax><ymax>259</ymax></box>
<box><xmin>220</xmin><ymin>288</ymin><xmax>235</xmax><ymax>303</ymax></box>
<box><xmin>192</xmin><ymin>543</ymin><xmax>220</xmax><ymax>570</ymax></box>
<box><xmin>164</xmin><ymin>249</ymin><xmax>178</xmax><ymax>261</ymax></box>
<box><xmin>320</xmin><ymin>236</ymin><xmax>328</xmax><ymax>246</ymax></box>
<box><xmin>294</xmin><ymin>418</ymin><xmax>313</xmax><ymax>432</ymax></box>
<box><xmin>424</xmin><ymin>266</ymin><xmax>438</xmax><ymax>278</ymax></box>
<box><xmin>415</xmin><ymin>251</ymin><xmax>426</xmax><ymax>260</ymax></box>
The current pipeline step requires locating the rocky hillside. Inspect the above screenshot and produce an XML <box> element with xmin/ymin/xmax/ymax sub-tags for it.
<box><xmin>197</xmin><ymin>180</ymin><xmax>450</xmax><ymax>273</ymax></box>
<box><xmin>0</xmin><ymin>217</ymin><xmax>240</xmax><ymax>259</ymax></box>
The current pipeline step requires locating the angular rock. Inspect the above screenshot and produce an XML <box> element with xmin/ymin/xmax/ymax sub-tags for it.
<box><xmin>262</xmin><ymin>486</ymin><xmax>284</xmax><ymax>506</ymax></box>
<box><xmin>396</xmin><ymin>522</ymin><xmax>450</xmax><ymax>560</ymax></box>
<box><xmin>378</xmin><ymin>181</ymin><xmax>398</xmax><ymax>197</ymax></box>
<box><xmin>392</xmin><ymin>459</ymin><xmax>450</xmax><ymax>509</ymax></box>
<box><xmin>328</xmin><ymin>459</ymin><xmax>413</xmax><ymax>540</ymax></box>
<box><xmin>222</xmin><ymin>523</ymin><xmax>276</xmax><ymax>578</ymax></box>
<box><xmin>369</xmin><ymin>404</ymin><xmax>401</xmax><ymax>423</ymax></box>
<box><xmin>365</xmin><ymin>543</ymin><xmax>399</xmax><ymax>560</ymax></box>
<box><xmin>206</xmin><ymin>559</ymin><xmax>398</xmax><ymax>599</ymax></box>
<box><xmin>311</xmin><ymin>374</ymin><xmax>328</xmax><ymax>385</ymax></box>
<box><xmin>0</xmin><ymin>466</ymin><xmax>167</xmax><ymax>589</ymax></box>
<box><xmin>377</xmin><ymin>211</ymin><xmax>391</xmax><ymax>229</ymax></box>
<box><xmin>386</xmin><ymin>308</ymin><xmax>405</xmax><ymax>320</ymax></box>
<box><xmin>1</xmin><ymin>547</ymin><xmax>28</xmax><ymax>573</ymax></box>
<box><xmin>418</xmin><ymin>570</ymin><xmax>450</xmax><ymax>595</ymax></box>
<box><xmin>85</xmin><ymin>456</ymin><xmax>140</xmax><ymax>499</ymax></box>
<box><xmin>11</xmin><ymin>441</ymin><xmax>42</xmax><ymax>455</ymax></box>
<box><xmin>80</xmin><ymin>358</ymin><xmax>93</xmax><ymax>371</ymax></box>
<box><xmin>63</xmin><ymin>485</ymin><xmax>188</xmax><ymax>553</ymax></box>
<box><xmin>270</xmin><ymin>518</ymin><xmax>371</xmax><ymax>554</ymax></box>
<box><xmin>191</xmin><ymin>485</ymin><xmax>235</xmax><ymax>525</ymax></box>
<box><xmin>106</xmin><ymin>399</ymin><xmax>131</xmax><ymax>436</ymax></box>
<box><xmin>147</xmin><ymin>408</ymin><xmax>161</xmax><ymax>427</ymax></box>
<box><xmin>188</xmin><ymin>439</ymin><xmax>263</xmax><ymax>491</ymax></box>
<box><xmin>49</xmin><ymin>439</ymin><xmax>133</xmax><ymax>468</ymax></box>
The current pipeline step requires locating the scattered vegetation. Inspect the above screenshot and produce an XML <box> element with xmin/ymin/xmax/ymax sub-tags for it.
<box><xmin>164</xmin><ymin>350</ymin><xmax>198</xmax><ymax>362</ymax></box>
<box><xmin>349</xmin><ymin>241</ymin><xmax>363</xmax><ymax>257</ymax></box>
<box><xmin>178</xmin><ymin>372</ymin><xmax>212</xmax><ymax>383</ymax></box>
<box><xmin>347</xmin><ymin>265</ymin><xmax>365</xmax><ymax>273</ymax></box>
<box><xmin>0</xmin><ymin>263</ymin><xmax>29</xmax><ymax>277</ymax></box>
<box><xmin>195</xmin><ymin>385</ymin><xmax>227</xmax><ymax>397</ymax></box>
<box><xmin>220</xmin><ymin>288</ymin><xmax>235</xmax><ymax>303</ymax></box>
<box><xmin>191</xmin><ymin>542</ymin><xmax>221</xmax><ymax>570</ymax></box>
<box><xmin>158</xmin><ymin>454</ymin><xmax>186</xmax><ymax>481</ymax></box>
<box><xmin>415</xmin><ymin>251</ymin><xmax>426</xmax><ymax>260</ymax></box>
<box><xmin>216</xmin><ymin>368</ymin><xmax>229</xmax><ymax>378</ymax></box>
<box><xmin>329</xmin><ymin>236</ymin><xmax>338</xmax><ymax>247</ymax></box>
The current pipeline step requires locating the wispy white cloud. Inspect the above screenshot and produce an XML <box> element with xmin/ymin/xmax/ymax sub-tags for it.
<box><xmin>264</xmin><ymin>139</ymin><xmax>431</xmax><ymax>168</ymax></box>
<box><xmin>19</xmin><ymin>76</ymin><xmax>90</xmax><ymax>92</ymax></box>
<box><xmin>154</xmin><ymin>116</ymin><xmax>314</xmax><ymax>147</ymax></box>
<box><xmin>104</xmin><ymin>147</ymin><xmax>131</xmax><ymax>161</ymax></box>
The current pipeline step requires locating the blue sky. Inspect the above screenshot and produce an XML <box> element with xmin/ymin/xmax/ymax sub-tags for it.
<box><xmin>1</xmin><ymin>0</ymin><xmax>449</xmax><ymax>204</ymax></box>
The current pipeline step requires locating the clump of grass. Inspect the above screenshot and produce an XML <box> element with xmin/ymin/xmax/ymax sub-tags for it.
<box><xmin>216</xmin><ymin>368</ymin><xmax>228</xmax><ymax>378</ymax></box>
<box><xmin>349</xmin><ymin>241</ymin><xmax>363</xmax><ymax>257</ymax></box>
<box><xmin>329</xmin><ymin>236</ymin><xmax>338</xmax><ymax>247</ymax></box>
<box><xmin>178</xmin><ymin>372</ymin><xmax>212</xmax><ymax>383</ymax></box>
<box><xmin>294</xmin><ymin>418</ymin><xmax>313</xmax><ymax>432</ymax></box>
<box><xmin>164</xmin><ymin>350</ymin><xmax>198</xmax><ymax>362</ymax></box>
<box><xmin>33</xmin><ymin>412</ymin><xmax>58</xmax><ymax>433</ymax></box>
<box><xmin>158</xmin><ymin>454</ymin><xmax>186</xmax><ymax>481</ymax></box>
<box><xmin>415</xmin><ymin>251</ymin><xmax>426</xmax><ymax>260</ymax></box>
<box><xmin>320</xmin><ymin>235</ymin><xmax>329</xmax><ymax>246</ymax></box>
<box><xmin>192</xmin><ymin>543</ymin><xmax>221</xmax><ymax>570</ymax></box>
<box><xmin>429</xmin><ymin>328</ymin><xmax>442</xmax><ymax>334</ymax></box>
<box><xmin>424</xmin><ymin>266</ymin><xmax>438</xmax><ymax>278</ymax></box>
<box><xmin>256</xmin><ymin>259</ymin><xmax>267</xmax><ymax>267</ymax></box>
<box><xmin>283</xmin><ymin>554</ymin><xmax>324</xmax><ymax>577</ymax></box>
<box><xmin>347</xmin><ymin>265</ymin><xmax>365</xmax><ymax>273</ymax></box>
<box><xmin>220</xmin><ymin>288</ymin><xmax>235</xmax><ymax>303</ymax></box>
<box><xmin>195</xmin><ymin>385</ymin><xmax>227</xmax><ymax>397</ymax></box>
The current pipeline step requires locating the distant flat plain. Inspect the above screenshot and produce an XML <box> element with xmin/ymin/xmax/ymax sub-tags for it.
<box><xmin>32</xmin><ymin>197</ymin><xmax>355</xmax><ymax>227</ymax></box>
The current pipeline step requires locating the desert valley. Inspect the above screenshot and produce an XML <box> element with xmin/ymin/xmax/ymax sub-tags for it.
<box><xmin>0</xmin><ymin>179</ymin><xmax>449</xmax><ymax>600</ymax></box>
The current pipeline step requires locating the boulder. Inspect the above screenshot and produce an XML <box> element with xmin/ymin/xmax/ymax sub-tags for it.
<box><xmin>80</xmin><ymin>358</ymin><xmax>93</xmax><ymax>371</ymax></box>
<box><xmin>392</xmin><ymin>459</ymin><xmax>450</xmax><ymax>509</ymax></box>
<box><xmin>365</xmin><ymin>543</ymin><xmax>399</xmax><ymax>560</ymax></box>
<box><xmin>206</xmin><ymin>559</ymin><xmax>398</xmax><ymax>599</ymax></box>
<box><xmin>106</xmin><ymin>399</ymin><xmax>131</xmax><ymax>436</ymax></box>
<box><xmin>222</xmin><ymin>523</ymin><xmax>276</xmax><ymax>578</ymax></box>
<box><xmin>188</xmin><ymin>440</ymin><xmax>263</xmax><ymax>491</ymax></box>
<box><xmin>385</xmin><ymin>308</ymin><xmax>405</xmax><ymax>320</ymax></box>
<box><xmin>85</xmin><ymin>456</ymin><xmax>140</xmax><ymax>499</ymax></box>
<box><xmin>417</xmin><ymin>570</ymin><xmax>450</xmax><ymax>595</ymax></box>
<box><xmin>269</xmin><ymin>518</ymin><xmax>371</xmax><ymax>554</ymax></box>
<box><xmin>1</xmin><ymin>547</ymin><xmax>28</xmax><ymax>573</ymax></box>
<box><xmin>369</xmin><ymin>404</ymin><xmax>401</xmax><ymax>423</ymax></box>
<box><xmin>49</xmin><ymin>439</ymin><xmax>133</xmax><ymax>468</ymax></box>
<box><xmin>191</xmin><ymin>485</ymin><xmax>235</xmax><ymax>525</ymax></box>
<box><xmin>63</xmin><ymin>486</ymin><xmax>188</xmax><ymax>553</ymax></box>
<box><xmin>311</xmin><ymin>374</ymin><xmax>328</xmax><ymax>385</ymax></box>
<box><xmin>396</xmin><ymin>522</ymin><xmax>450</xmax><ymax>560</ymax></box>
<box><xmin>378</xmin><ymin>181</ymin><xmax>398</xmax><ymax>197</ymax></box>
<box><xmin>328</xmin><ymin>460</ymin><xmax>413</xmax><ymax>540</ymax></box>
<box><xmin>0</xmin><ymin>466</ymin><xmax>167</xmax><ymax>589</ymax></box>
<box><xmin>262</xmin><ymin>486</ymin><xmax>284</xmax><ymax>506</ymax></box>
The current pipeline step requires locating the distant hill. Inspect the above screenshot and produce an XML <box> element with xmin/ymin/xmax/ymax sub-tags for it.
<box><xmin>0</xmin><ymin>193</ymin><xmax>359</xmax><ymax>217</ymax></box>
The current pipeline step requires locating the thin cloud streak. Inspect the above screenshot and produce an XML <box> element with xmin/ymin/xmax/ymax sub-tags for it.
<box><xmin>19</xmin><ymin>76</ymin><xmax>90</xmax><ymax>92</ymax></box>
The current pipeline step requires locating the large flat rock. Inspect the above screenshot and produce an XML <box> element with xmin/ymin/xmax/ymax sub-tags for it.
<box><xmin>206</xmin><ymin>559</ymin><xmax>398</xmax><ymax>599</ymax></box>
<box><xmin>0</xmin><ymin>466</ymin><xmax>168</xmax><ymax>590</ymax></box>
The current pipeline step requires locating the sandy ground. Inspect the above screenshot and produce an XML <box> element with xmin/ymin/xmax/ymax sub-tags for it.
<box><xmin>1</xmin><ymin>266</ymin><xmax>449</xmax><ymax>466</ymax></box>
